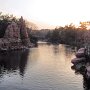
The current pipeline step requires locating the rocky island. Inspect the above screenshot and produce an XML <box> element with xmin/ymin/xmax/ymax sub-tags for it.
<box><xmin>0</xmin><ymin>16</ymin><xmax>33</xmax><ymax>51</ymax></box>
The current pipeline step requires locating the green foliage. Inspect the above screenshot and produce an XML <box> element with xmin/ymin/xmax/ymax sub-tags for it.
<box><xmin>49</xmin><ymin>28</ymin><xmax>60</xmax><ymax>44</ymax></box>
<box><xmin>0</xmin><ymin>12</ymin><xmax>17</xmax><ymax>38</ymax></box>
<box><xmin>46</xmin><ymin>23</ymin><xmax>87</xmax><ymax>46</ymax></box>
<box><xmin>29</xmin><ymin>34</ymin><xmax>38</xmax><ymax>44</ymax></box>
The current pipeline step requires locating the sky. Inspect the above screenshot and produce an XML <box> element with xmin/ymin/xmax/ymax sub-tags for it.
<box><xmin>0</xmin><ymin>0</ymin><xmax>90</xmax><ymax>29</ymax></box>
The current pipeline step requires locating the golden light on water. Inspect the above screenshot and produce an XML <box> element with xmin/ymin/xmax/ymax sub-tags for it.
<box><xmin>27</xmin><ymin>44</ymin><xmax>76</xmax><ymax>76</ymax></box>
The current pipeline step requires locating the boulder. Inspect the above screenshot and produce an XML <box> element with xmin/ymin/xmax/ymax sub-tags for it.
<box><xmin>71</xmin><ymin>63</ymin><xmax>86</xmax><ymax>74</ymax></box>
<box><xmin>78</xmin><ymin>48</ymin><xmax>86</xmax><ymax>51</ymax></box>
<box><xmin>76</xmin><ymin>48</ymin><xmax>86</xmax><ymax>58</ymax></box>
<box><xmin>76</xmin><ymin>51</ymin><xmax>85</xmax><ymax>58</ymax></box>
<box><xmin>71</xmin><ymin>57</ymin><xmax>86</xmax><ymax>64</ymax></box>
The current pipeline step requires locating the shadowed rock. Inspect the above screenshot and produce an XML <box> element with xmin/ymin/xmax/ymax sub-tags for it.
<box><xmin>0</xmin><ymin>16</ymin><xmax>33</xmax><ymax>51</ymax></box>
<box><xmin>71</xmin><ymin>48</ymin><xmax>87</xmax><ymax>65</ymax></box>
<box><xmin>71</xmin><ymin>57</ymin><xmax>86</xmax><ymax>64</ymax></box>
<box><xmin>76</xmin><ymin>48</ymin><xmax>86</xmax><ymax>58</ymax></box>
<box><xmin>18</xmin><ymin>16</ymin><xmax>31</xmax><ymax>47</ymax></box>
<box><xmin>4</xmin><ymin>21</ymin><xmax>21</xmax><ymax>39</ymax></box>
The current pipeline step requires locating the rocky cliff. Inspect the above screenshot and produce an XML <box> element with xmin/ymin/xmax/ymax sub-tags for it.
<box><xmin>18</xmin><ymin>16</ymin><xmax>31</xmax><ymax>46</ymax></box>
<box><xmin>0</xmin><ymin>16</ymin><xmax>32</xmax><ymax>51</ymax></box>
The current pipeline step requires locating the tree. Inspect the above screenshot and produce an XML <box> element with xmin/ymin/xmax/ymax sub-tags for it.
<box><xmin>0</xmin><ymin>12</ymin><xmax>17</xmax><ymax>38</ymax></box>
<box><xmin>79</xmin><ymin>22</ymin><xmax>87</xmax><ymax>30</ymax></box>
<box><xmin>50</xmin><ymin>28</ymin><xmax>60</xmax><ymax>44</ymax></box>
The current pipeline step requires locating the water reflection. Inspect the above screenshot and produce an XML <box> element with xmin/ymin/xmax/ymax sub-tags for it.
<box><xmin>52</xmin><ymin>45</ymin><xmax>60</xmax><ymax>54</ymax></box>
<box><xmin>71</xmin><ymin>62</ymin><xmax>90</xmax><ymax>90</ymax></box>
<box><xmin>0</xmin><ymin>50</ymin><xmax>29</xmax><ymax>77</ymax></box>
<box><xmin>0</xmin><ymin>43</ymin><xmax>83</xmax><ymax>90</ymax></box>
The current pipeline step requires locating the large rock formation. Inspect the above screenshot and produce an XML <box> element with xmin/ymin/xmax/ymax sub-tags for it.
<box><xmin>71</xmin><ymin>48</ymin><xmax>90</xmax><ymax>78</ymax></box>
<box><xmin>18</xmin><ymin>16</ymin><xmax>28</xmax><ymax>38</ymax></box>
<box><xmin>0</xmin><ymin>16</ymin><xmax>32</xmax><ymax>51</ymax></box>
<box><xmin>18</xmin><ymin>16</ymin><xmax>31</xmax><ymax>46</ymax></box>
<box><xmin>71</xmin><ymin>48</ymin><xmax>87</xmax><ymax>64</ymax></box>
<box><xmin>4</xmin><ymin>21</ymin><xmax>21</xmax><ymax>39</ymax></box>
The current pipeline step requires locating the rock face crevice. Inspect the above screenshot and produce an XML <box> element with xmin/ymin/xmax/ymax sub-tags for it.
<box><xmin>18</xmin><ymin>16</ymin><xmax>31</xmax><ymax>46</ymax></box>
<box><xmin>0</xmin><ymin>16</ymin><xmax>32</xmax><ymax>51</ymax></box>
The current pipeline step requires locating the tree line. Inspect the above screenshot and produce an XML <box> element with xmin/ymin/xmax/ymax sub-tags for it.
<box><xmin>45</xmin><ymin>23</ymin><xmax>90</xmax><ymax>47</ymax></box>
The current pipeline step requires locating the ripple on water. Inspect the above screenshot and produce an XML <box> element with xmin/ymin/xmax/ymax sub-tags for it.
<box><xmin>0</xmin><ymin>44</ymin><xmax>84</xmax><ymax>90</ymax></box>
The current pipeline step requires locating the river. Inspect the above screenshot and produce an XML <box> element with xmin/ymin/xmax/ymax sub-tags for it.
<box><xmin>0</xmin><ymin>42</ymin><xmax>87</xmax><ymax>90</ymax></box>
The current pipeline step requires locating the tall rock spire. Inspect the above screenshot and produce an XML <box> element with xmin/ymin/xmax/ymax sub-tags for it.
<box><xmin>18</xmin><ymin>16</ymin><xmax>31</xmax><ymax>46</ymax></box>
<box><xmin>18</xmin><ymin>16</ymin><xmax>28</xmax><ymax>38</ymax></box>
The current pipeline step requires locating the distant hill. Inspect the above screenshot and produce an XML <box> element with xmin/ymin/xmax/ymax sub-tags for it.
<box><xmin>27</xmin><ymin>20</ymin><xmax>55</xmax><ymax>30</ymax></box>
<box><xmin>25</xmin><ymin>20</ymin><xmax>38</xmax><ymax>30</ymax></box>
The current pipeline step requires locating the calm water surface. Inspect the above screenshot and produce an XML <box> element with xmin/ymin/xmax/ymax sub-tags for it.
<box><xmin>0</xmin><ymin>43</ymin><xmax>87</xmax><ymax>90</ymax></box>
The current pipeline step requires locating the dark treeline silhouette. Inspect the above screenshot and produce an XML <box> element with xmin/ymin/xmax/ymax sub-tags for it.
<box><xmin>30</xmin><ymin>23</ymin><xmax>90</xmax><ymax>47</ymax></box>
<box><xmin>1</xmin><ymin>12</ymin><xmax>90</xmax><ymax>47</ymax></box>
<box><xmin>0</xmin><ymin>12</ymin><xmax>17</xmax><ymax>38</ymax></box>
<box><xmin>0</xmin><ymin>50</ymin><xmax>29</xmax><ymax>77</ymax></box>
<box><xmin>45</xmin><ymin>23</ymin><xmax>90</xmax><ymax>47</ymax></box>
<box><xmin>29</xmin><ymin>34</ymin><xmax>38</xmax><ymax>45</ymax></box>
